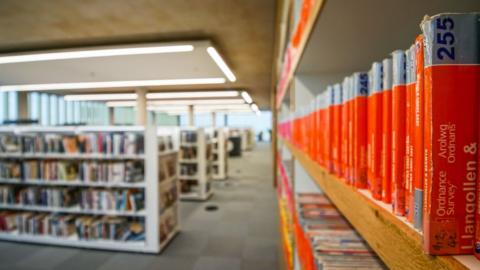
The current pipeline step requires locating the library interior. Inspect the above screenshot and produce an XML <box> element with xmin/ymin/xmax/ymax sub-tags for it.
<box><xmin>0</xmin><ymin>1</ymin><xmax>479</xmax><ymax>270</ymax></box>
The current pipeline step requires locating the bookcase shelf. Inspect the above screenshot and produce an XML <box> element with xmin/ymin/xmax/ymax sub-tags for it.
<box><xmin>280</xmin><ymin>138</ymin><xmax>478</xmax><ymax>270</ymax></box>
<box><xmin>178</xmin><ymin>127</ymin><xmax>213</xmax><ymax>201</ymax></box>
<box><xmin>0</xmin><ymin>179</ymin><xmax>146</xmax><ymax>188</ymax></box>
<box><xmin>0</xmin><ymin>125</ymin><xmax>180</xmax><ymax>253</ymax></box>
<box><xmin>212</xmin><ymin>128</ymin><xmax>228</xmax><ymax>180</ymax></box>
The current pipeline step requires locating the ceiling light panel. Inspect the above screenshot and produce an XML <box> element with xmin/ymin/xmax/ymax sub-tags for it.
<box><xmin>241</xmin><ymin>91</ymin><xmax>253</xmax><ymax>104</ymax></box>
<box><xmin>146</xmin><ymin>91</ymin><xmax>239</xmax><ymax>99</ymax></box>
<box><xmin>207</xmin><ymin>47</ymin><xmax>236</xmax><ymax>82</ymax></box>
<box><xmin>64</xmin><ymin>93</ymin><xmax>138</xmax><ymax>101</ymax></box>
<box><xmin>0</xmin><ymin>45</ymin><xmax>194</xmax><ymax>64</ymax></box>
<box><xmin>0</xmin><ymin>78</ymin><xmax>226</xmax><ymax>92</ymax></box>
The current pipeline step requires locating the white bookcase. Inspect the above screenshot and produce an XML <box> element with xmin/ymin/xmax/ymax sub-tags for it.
<box><xmin>212</xmin><ymin>128</ymin><xmax>228</xmax><ymax>180</ymax></box>
<box><xmin>0</xmin><ymin>125</ymin><xmax>179</xmax><ymax>253</ymax></box>
<box><xmin>240</xmin><ymin>128</ymin><xmax>255</xmax><ymax>151</ymax></box>
<box><xmin>178</xmin><ymin>127</ymin><xmax>213</xmax><ymax>201</ymax></box>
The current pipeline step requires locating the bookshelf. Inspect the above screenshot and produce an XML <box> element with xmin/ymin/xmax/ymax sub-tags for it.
<box><xmin>240</xmin><ymin>128</ymin><xmax>255</xmax><ymax>152</ymax></box>
<box><xmin>178</xmin><ymin>127</ymin><xmax>213</xmax><ymax>201</ymax></box>
<box><xmin>273</xmin><ymin>1</ymin><xmax>480</xmax><ymax>269</ymax></box>
<box><xmin>280</xmin><ymin>138</ymin><xmax>479</xmax><ymax>270</ymax></box>
<box><xmin>212</xmin><ymin>128</ymin><xmax>228</xmax><ymax>180</ymax></box>
<box><xmin>0</xmin><ymin>125</ymin><xmax>179</xmax><ymax>253</ymax></box>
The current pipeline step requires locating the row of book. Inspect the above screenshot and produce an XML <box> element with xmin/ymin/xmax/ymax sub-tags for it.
<box><xmin>180</xmin><ymin>131</ymin><xmax>197</xmax><ymax>143</ymax></box>
<box><xmin>0</xmin><ymin>132</ymin><xmax>144</xmax><ymax>155</ymax></box>
<box><xmin>0</xmin><ymin>211</ymin><xmax>145</xmax><ymax>242</ymax></box>
<box><xmin>159</xmin><ymin>155</ymin><xmax>177</xmax><ymax>183</ymax></box>
<box><xmin>0</xmin><ymin>160</ymin><xmax>144</xmax><ymax>183</ymax></box>
<box><xmin>296</xmin><ymin>193</ymin><xmax>385</xmax><ymax>269</ymax></box>
<box><xmin>278</xmin><ymin>13</ymin><xmax>480</xmax><ymax>256</ymax></box>
<box><xmin>158</xmin><ymin>136</ymin><xmax>174</xmax><ymax>153</ymax></box>
<box><xmin>0</xmin><ymin>186</ymin><xmax>144</xmax><ymax>212</ymax></box>
<box><xmin>160</xmin><ymin>182</ymin><xmax>177</xmax><ymax>214</ymax></box>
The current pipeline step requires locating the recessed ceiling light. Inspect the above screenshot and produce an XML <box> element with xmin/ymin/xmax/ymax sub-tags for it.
<box><xmin>0</xmin><ymin>45</ymin><xmax>194</xmax><ymax>64</ymax></box>
<box><xmin>207</xmin><ymin>47</ymin><xmax>236</xmax><ymax>82</ymax></box>
<box><xmin>64</xmin><ymin>93</ymin><xmax>138</xmax><ymax>101</ymax></box>
<box><xmin>241</xmin><ymin>91</ymin><xmax>253</xmax><ymax>104</ymax></box>
<box><xmin>0</xmin><ymin>78</ymin><xmax>226</xmax><ymax>92</ymax></box>
<box><xmin>146</xmin><ymin>91</ymin><xmax>239</xmax><ymax>99</ymax></box>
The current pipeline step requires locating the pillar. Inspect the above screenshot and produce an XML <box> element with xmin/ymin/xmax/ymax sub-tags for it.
<box><xmin>136</xmin><ymin>88</ymin><xmax>147</xmax><ymax>125</ymax></box>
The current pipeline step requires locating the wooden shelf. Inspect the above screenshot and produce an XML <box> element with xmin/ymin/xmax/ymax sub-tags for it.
<box><xmin>275</xmin><ymin>0</ymin><xmax>326</xmax><ymax>108</ymax></box>
<box><xmin>281</xmin><ymin>139</ymin><xmax>479</xmax><ymax>270</ymax></box>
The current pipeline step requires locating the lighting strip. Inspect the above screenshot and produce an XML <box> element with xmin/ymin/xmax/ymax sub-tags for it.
<box><xmin>207</xmin><ymin>47</ymin><xmax>236</xmax><ymax>82</ymax></box>
<box><xmin>0</xmin><ymin>45</ymin><xmax>194</xmax><ymax>64</ymax></box>
<box><xmin>241</xmin><ymin>91</ymin><xmax>253</xmax><ymax>104</ymax></box>
<box><xmin>65</xmin><ymin>93</ymin><xmax>138</xmax><ymax>101</ymax></box>
<box><xmin>0</xmin><ymin>78</ymin><xmax>226</xmax><ymax>92</ymax></box>
<box><xmin>146</xmin><ymin>91</ymin><xmax>239</xmax><ymax>99</ymax></box>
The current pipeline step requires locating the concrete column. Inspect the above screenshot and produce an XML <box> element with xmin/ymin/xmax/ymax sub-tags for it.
<box><xmin>224</xmin><ymin>114</ymin><xmax>228</xmax><ymax>126</ymax></box>
<box><xmin>211</xmin><ymin>112</ymin><xmax>217</xmax><ymax>127</ymax></box>
<box><xmin>188</xmin><ymin>105</ymin><xmax>194</xmax><ymax>126</ymax></box>
<box><xmin>108</xmin><ymin>107</ymin><xmax>115</xmax><ymax>125</ymax></box>
<box><xmin>136</xmin><ymin>88</ymin><xmax>147</xmax><ymax>125</ymax></box>
<box><xmin>18</xmin><ymin>92</ymin><xmax>28</xmax><ymax>120</ymax></box>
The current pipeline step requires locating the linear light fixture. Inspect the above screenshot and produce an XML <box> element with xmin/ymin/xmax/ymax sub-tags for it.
<box><xmin>0</xmin><ymin>45</ymin><xmax>194</xmax><ymax>64</ymax></box>
<box><xmin>146</xmin><ymin>90</ymin><xmax>239</xmax><ymax>99</ymax></box>
<box><xmin>207</xmin><ymin>47</ymin><xmax>236</xmax><ymax>82</ymax></box>
<box><xmin>106</xmin><ymin>98</ymin><xmax>246</xmax><ymax>107</ymax></box>
<box><xmin>64</xmin><ymin>93</ymin><xmax>138</xmax><ymax>101</ymax></box>
<box><xmin>241</xmin><ymin>91</ymin><xmax>253</xmax><ymax>104</ymax></box>
<box><xmin>0</xmin><ymin>78</ymin><xmax>226</xmax><ymax>92</ymax></box>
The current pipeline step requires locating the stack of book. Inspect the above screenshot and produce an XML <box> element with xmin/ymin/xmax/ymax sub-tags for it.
<box><xmin>297</xmin><ymin>193</ymin><xmax>385</xmax><ymax>269</ymax></box>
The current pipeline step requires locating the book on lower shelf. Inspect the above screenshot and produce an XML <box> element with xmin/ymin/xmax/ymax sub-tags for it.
<box><xmin>296</xmin><ymin>192</ymin><xmax>385</xmax><ymax>269</ymax></box>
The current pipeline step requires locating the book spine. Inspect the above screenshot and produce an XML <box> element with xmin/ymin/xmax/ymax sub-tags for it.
<box><xmin>326</xmin><ymin>86</ymin><xmax>334</xmax><ymax>172</ymax></box>
<box><xmin>333</xmin><ymin>83</ymin><xmax>343</xmax><ymax>176</ymax></box>
<box><xmin>382</xmin><ymin>58</ymin><xmax>393</xmax><ymax>203</ymax></box>
<box><xmin>368</xmin><ymin>62</ymin><xmax>383</xmax><ymax>200</ymax></box>
<box><xmin>347</xmin><ymin>77</ymin><xmax>355</xmax><ymax>185</ymax></box>
<box><xmin>392</xmin><ymin>50</ymin><xmax>407</xmax><ymax>216</ymax></box>
<box><xmin>352</xmin><ymin>72</ymin><xmax>369</xmax><ymax>189</ymax></box>
<box><xmin>422</xmin><ymin>13</ymin><xmax>479</xmax><ymax>255</ymax></box>
<box><xmin>405</xmin><ymin>44</ymin><xmax>417</xmax><ymax>222</ymax></box>
<box><xmin>341</xmin><ymin>78</ymin><xmax>350</xmax><ymax>181</ymax></box>
<box><xmin>413</xmin><ymin>35</ymin><xmax>425</xmax><ymax>231</ymax></box>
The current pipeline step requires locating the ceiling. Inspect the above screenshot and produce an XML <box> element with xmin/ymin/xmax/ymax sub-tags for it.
<box><xmin>298</xmin><ymin>0</ymin><xmax>480</xmax><ymax>76</ymax></box>
<box><xmin>0</xmin><ymin>0</ymin><xmax>276</xmax><ymax>108</ymax></box>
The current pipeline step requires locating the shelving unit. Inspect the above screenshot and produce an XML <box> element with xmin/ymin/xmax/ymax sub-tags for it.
<box><xmin>273</xmin><ymin>1</ymin><xmax>480</xmax><ymax>269</ymax></box>
<box><xmin>0</xmin><ymin>125</ymin><xmax>179</xmax><ymax>253</ymax></box>
<box><xmin>212</xmin><ymin>127</ymin><xmax>228</xmax><ymax>180</ymax></box>
<box><xmin>178</xmin><ymin>127</ymin><xmax>213</xmax><ymax>201</ymax></box>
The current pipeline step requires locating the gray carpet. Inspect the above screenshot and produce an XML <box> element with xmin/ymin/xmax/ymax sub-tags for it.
<box><xmin>0</xmin><ymin>143</ymin><xmax>280</xmax><ymax>270</ymax></box>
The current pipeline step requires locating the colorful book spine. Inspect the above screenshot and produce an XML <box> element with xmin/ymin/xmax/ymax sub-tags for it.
<box><xmin>341</xmin><ymin>77</ymin><xmax>350</xmax><ymax>181</ymax></box>
<box><xmin>391</xmin><ymin>50</ymin><xmax>407</xmax><ymax>216</ymax></box>
<box><xmin>332</xmin><ymin>83</ymin><xmax>343</xmax><ymax>176</ymax></box>
<box><xmin>413</xmin><ymin>35</ymin><xmax>425</xmax><ymax>231</ymax></box>
<box><xmin>381</xmin><ymin>58</ymin><xmax>393</xmax><ymax>204</ymax></box>
<box><xmin>367</xmin><ymin>62</ymin><xmax>383</xmax><ymax>200</ymax></box>
<box><xmin>405</xmin><ymin>44</ymin><xmax>417</xmax><ymax>222</ymax></box>
<box><xmin>326</xmin><ymin>86</ymin><xmax>334</xmax><ymax>172</ymax></box>
<box><xmin>347</xmin><ymin>76</ymin><xmax>355</xmax><ymax>185</ymax></box>
<box><xmin>352</xmin><ymin>72</ymin><xmax>369</xmax><ymax>189</ymax></box>
<box><xmin>421</xmin><ymin>13</ymin><xmax>479</xmax><ymax>255</ymax></box>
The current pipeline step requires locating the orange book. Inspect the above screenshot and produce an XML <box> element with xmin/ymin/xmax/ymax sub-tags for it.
<box><xmin>325</xmin><ymin>86</ymin><xmax>334</xmax><ymax>172</ymax></box>
<box><xmin>413</xmin><ymin>35</ymin><xmax>424</xmax><ymax>230</ymax></box>
<box><xmin>316</xmin><ymin>94</ymin><xmax>325</xmax><ymax>166</ymax></box>
<box><xmin>421</xmin><ymin>13</ymin><xmax>479</xmax><ymax>255</ymax></box>
<box><xmin>332</xmin><ymin>83</ymin><xmax>343</xmax><ymax>176</ymax></box>
<box><xmin>405</xmin><ymin>44</ymin><xmax>417</xmax><ymax>223</ymax></box>
<box><xmin>341</xmin><ymin>77</ymin><xmax>350</xmax><ymax>181</ymax></box>
<box><xmin>347</xmin><ymin>76</ymin><xmax>355</xmax><ymax>185</ymax></box>
<box><xmin>315</xmin><ymin>95</ymin><xmax>322</xmax><ymax>164</ymax></box>
<box><xmin>391</xmin><ymin>50</ymin><xmax>407</xmax><ymax>216</ymax></box>
<box><xmin>367</xmin><ymin>62</ymin><xmax>383</xmax><ymax>200</ymax></box>
<box><xmin>381</xmin><ymin>58</ymin><xmax>393</xmax><ymax>204</ymax></box>
<box><xmin>352</xmin><ymin>72</ymin><xmax>368</xmax><ymax>189</ymax></box>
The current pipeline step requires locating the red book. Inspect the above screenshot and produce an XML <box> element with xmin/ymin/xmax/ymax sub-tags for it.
<box><xmin>413</xmin><ymin>35</ymin><xmax>425</xmax><ymax>230</ymax></box>
<box><xmin>325</xmin><ymin>86</ymin><xmax>334</xmax><ymax>172</ymax></box>
<box><xmin>391</xmin><ymin>50</ymin><xmax>407</xmax><ymax>216</ymax></box>
<box><xmin>367</xmin><ymin>62</ymin><xmax>383</xmax><ymax>200</ymax></box>
<box><xmin>347</xmin><ymin>76</ymin><xmax>355</xmax><ymax>185</ymax></box>
<box><xmin>332</xmin><ymin>83</ymin><xmax>343</xmax><ymax>176</ymax></box>
<box><xmin>405</xmin><ymin>44</ymin><xmax>417</xmax><ymax>222</ymax></box>
<box><xmin>421</xmin><ymin>13</ymin><xmax>479</xmax><ymax>255</ymax></box>
<box><xmin>352</xmin><ymin>72</ymin><xmax>368</xmax><ymax>189</ymax></box>
<box><xmin>381</xmin><ymin>58</ymin><xmax>393</xmax><ymax>203</ymax></box>
<box><xmin>341</xmin><ymin>78</ymin><xmax>350</xmax><ymax>181</ymax></box>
